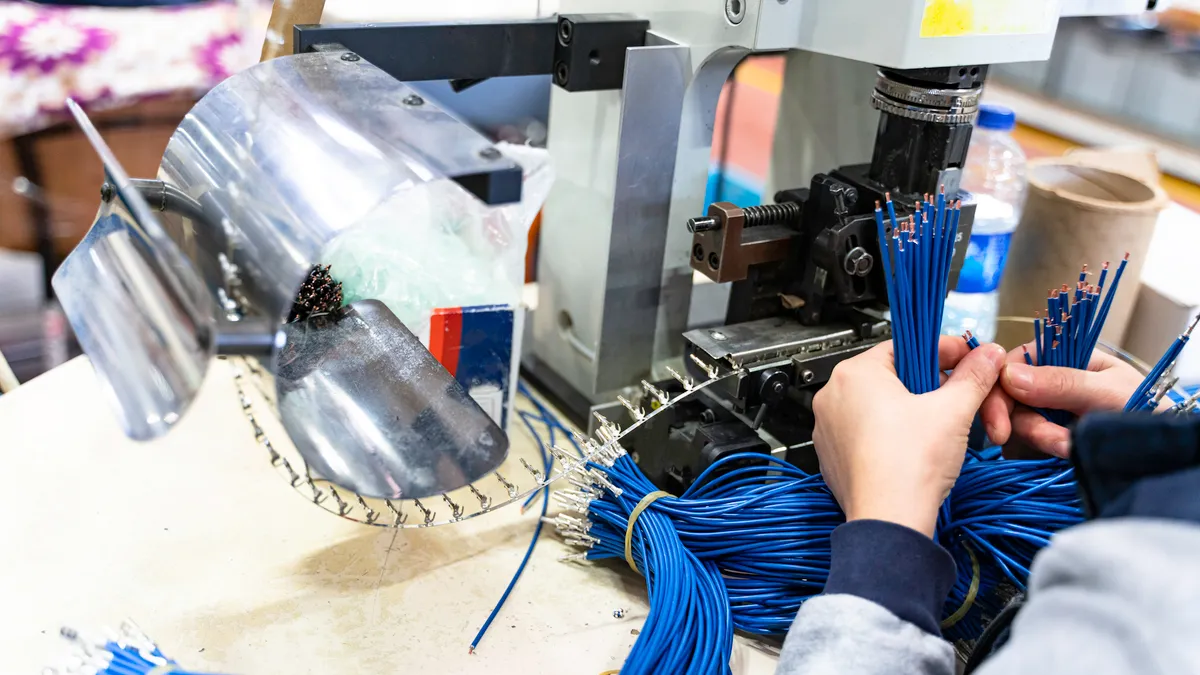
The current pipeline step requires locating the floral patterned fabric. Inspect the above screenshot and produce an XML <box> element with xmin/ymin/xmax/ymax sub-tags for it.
<box><xmin>0</xmin><ymin>0</ymin><xmax>269</xmax><ymax>137</ymax></box>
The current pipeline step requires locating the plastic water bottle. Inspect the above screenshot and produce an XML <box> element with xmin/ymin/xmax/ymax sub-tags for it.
<box><xmin>943</xmin><ymin>104</ymin><xmax>1028</xmax><ymax>343</ymax></box>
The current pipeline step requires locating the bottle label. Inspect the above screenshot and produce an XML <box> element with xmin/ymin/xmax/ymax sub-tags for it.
<box><xmin>956</xmin><ymin>231</ymin><xmax>1013</xmax><ymax>293</ymax></box>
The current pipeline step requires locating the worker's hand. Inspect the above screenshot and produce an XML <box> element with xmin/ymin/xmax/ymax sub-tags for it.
<box><xmin>812</xmin><ymin>337</ymin><xmax>1006</xmax><ymax>538</ymax></box>
<box><xmin>980</xmin><ymin>345</ymin><xmax>1144</xmax><ymax>458</ymax></box>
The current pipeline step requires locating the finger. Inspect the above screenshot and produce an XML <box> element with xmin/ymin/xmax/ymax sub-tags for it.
<box><xmin>1083</xmin><ymin>348</ymin><xmax>1124</xmax><ymax>373</ymax></box>
<box><xmin>1011</xmin><ymin>341</ymin><xmax>1037</xmax><ymax>366</ymax></box>
<box><xmin>1001</xmin><ymin>363</ymin><xmax>1129</xmax><ymax>412</ymax></box>
<box><xmin>980</xmin><ymin>383</ymin><xmax>1015</xmax><ymax>445</ymax></box>
<box><xmin>937</xmin><ymin>335</ymin><xmax>972</xmax><ymax>370</ymax></box>
<box><xmin>856</xmin><ymin>340</ymin><xmax>899</xmax><ymax>374</ymax></box>
<box><xmin>934</xmin><ymin>343</ymin><xmax>1006</xmax><ymax>417</ymax></box>
<box><xmin>1010</xmin><ymin>407</ymin><xmax>1071</xmax><ymax>458</ymax></box>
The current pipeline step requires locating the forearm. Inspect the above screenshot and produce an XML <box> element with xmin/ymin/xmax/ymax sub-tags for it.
<box><xmin>776</xmin><ymin>520</ymin><xmax>956</xmax><ymax>675</ymax></box>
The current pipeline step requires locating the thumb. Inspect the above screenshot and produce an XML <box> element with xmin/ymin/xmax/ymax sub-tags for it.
<box><xmin>936</xmin><ymin>343</ymin><xmax>1006</xmax><ymax>417</ymax></box>
<box><xmin>1001</xmin><ymin>363</ymin><xmax>1126</xmax><ymax>412</ymax></box>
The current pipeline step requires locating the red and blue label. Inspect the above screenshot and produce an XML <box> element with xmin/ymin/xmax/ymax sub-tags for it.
<box><xmin>429</xmin><ymin>304</ymin><xmax>514</xmax><ymax>428</ymax></box>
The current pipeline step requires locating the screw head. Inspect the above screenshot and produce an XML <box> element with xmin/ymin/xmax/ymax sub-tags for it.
<box><xmin>707</xmin><ymin>252</ymin><xmax>720</xmax><ymax>270</ymax></box>
<box><xmin>479</xmin><ymin>147</ymin><xmax>502</xmax><ymax>160</ymax></box>
<box><xmin>692</xmin><ymin>243</ymin><xmax>704</xmax><ymax>261</ymax></box>
<box><xmin>844</xmin><ymin>246</ymin><xmax>874</xmax><ymax>277</ymax></box>
<box><xmin>725</xmin><ymin>0</ymin><xmax>745</xmax><ymax>24</ymax></box>
<box><xmin>554</xmin><ymin>61</ymin><xmax>570</xmax><ymax>86</ymax></box>
<box><xmin>687</xmin><ymin>216</ymin><xmax>720</xmax><ymax>233</ymax></box>
<box><xmin>710</xmin><ymin>331</ymin><xmax>728</xmax><ymax>341</ymax></box>
<box><xmin>801</xmin><ymin>369</ymin><xmax>815</xmax><ymax>384</ymax></box>
<box><xmin>403</xmin><ymin>94</ymin><xmax>425</xmax><ymax>106</ymax></box>
<box><xmin>340</xmin><ymin>52</ymin><xmax>361</xmax><ymax>62</ymax></box>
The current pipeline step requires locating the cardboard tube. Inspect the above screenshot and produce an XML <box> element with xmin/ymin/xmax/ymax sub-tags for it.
<box><xmin>997</xmin><ymin>157</ymin><xmax>1168</xmax><ymax>350</ymax></box>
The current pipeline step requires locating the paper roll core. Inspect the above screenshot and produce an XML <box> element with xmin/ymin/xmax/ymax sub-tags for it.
<box><xmin>997</xmin><ymin>158</ymin><xmax>1167</xmax><ymax>350</ymax></box>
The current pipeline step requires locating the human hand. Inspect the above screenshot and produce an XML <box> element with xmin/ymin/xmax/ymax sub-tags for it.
<box><xmin>980</xmin><ymin>345</ymin><xmax>1144</xmax><ymax>459</ymax></box>
<box><xmin>812</xmin><ymin>337</ymin><xmax>1006</xmax><ymax>537</ymax></box>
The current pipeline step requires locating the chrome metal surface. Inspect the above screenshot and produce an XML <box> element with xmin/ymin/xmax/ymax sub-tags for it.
<box><xmin>52</xmin><ymin>102</ymin><xmax>215</xmax><ymax>440</ymax></box>
<box><xmin>158</xmin><ymin>51</ymin><xmax>518</xmax><ymax>331</ymax></box>
<box><xmin>873</xmin><ymin>73</ymin><xmax>982</xmax><ymax>112</ymax></box>
<box><xmin>869</xmin><ymin>91</ymin><xmax>976</xmax><ymax>124</ymax></box>
<box><xmin>276</xmin><ymin>300</ymin><xmax>508</xmax><ymax>499</ymax></box>
<box><xmin>55</xmin><ymin>53</ymin><xmax>519</xmax><ymax>496</ymax></box>
<box><xmin>684</xmin><ymin>316</ymin><xmax>885</xmax><ymax>368</ymax></box>
<box><xmin>534</xmin><ymin>37</ymin><xmax>693</xmax><ymax>397</ymax></box>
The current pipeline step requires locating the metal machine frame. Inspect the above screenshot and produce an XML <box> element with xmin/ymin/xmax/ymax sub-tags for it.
<box><xmin>290</xmin><ymin>0</ymin><xmax>1159</xmax><ymax>486</ymax></box>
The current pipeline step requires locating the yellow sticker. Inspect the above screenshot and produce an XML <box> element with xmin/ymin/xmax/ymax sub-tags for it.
<box><xmin>920</xmin><ymin>0</ymin><xmax>1057</xmax><ymax>38</ymax></box>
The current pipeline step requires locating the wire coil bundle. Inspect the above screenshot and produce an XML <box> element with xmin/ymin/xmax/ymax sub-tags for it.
<box><xmin>945</xmin><ymin>257</ymin><xmax>1199</xmax><ymax>641</ymax></box>
<box><xmin>545</xmin><ymin>193</ymin><xmax>964</xmax><ymax>664</ymax></box>
<box><xmin>47</xmin><ymin>621</ymin><xmax>229</xmax><ymax>675</ymax></box>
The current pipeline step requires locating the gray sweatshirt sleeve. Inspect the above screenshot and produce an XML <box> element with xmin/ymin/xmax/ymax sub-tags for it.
<box><xmin>777</xmin><ymin>594</ymin><xmax>956</xmax><ymax>675</ymax></box>
<box><xmin>977</xmin><ymin>518</ymin><xmax>1200</xmax><ymax>674</ymax></box>
<box><xmin>777</xmin><ymin>518</ymin><xmax>1200</xmax><ymax>675</ymax></box>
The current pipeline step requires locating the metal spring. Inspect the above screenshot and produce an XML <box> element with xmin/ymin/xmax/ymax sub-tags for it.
<box><xmin>743</xmin><ymin>202</ymin><xmax>802</xmax><ymax>228</ymax></box>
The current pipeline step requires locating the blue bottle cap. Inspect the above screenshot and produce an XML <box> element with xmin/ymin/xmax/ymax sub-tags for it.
<box><xmin>976</xmin><ymin>104</ymin><xmax>1016</xmax><ymax>131</ymax></box>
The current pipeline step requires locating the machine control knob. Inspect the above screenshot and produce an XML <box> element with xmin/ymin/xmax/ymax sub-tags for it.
<box><xmin>758</xmin><ymin>369</ymin><xmax>790</xmax><ymax>405</ymax></box>
<box><xmin>843</xmin><ymin>247</ymin><xmax>874</xmax><ymax>277</ymax></box>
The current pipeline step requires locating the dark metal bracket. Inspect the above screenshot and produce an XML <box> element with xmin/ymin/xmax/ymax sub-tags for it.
<box><xmin>293</xmin><ymin>15</ymin><xmax>649</xmax><ymax>92</ymax></box>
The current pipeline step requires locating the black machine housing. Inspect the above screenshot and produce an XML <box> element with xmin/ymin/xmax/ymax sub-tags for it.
<box><xmin>621</xmin><ymin>66</ymin><xmax>987</xmax><ymax>495</ymax></box>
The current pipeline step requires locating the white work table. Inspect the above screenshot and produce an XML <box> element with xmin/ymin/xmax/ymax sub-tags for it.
<box><xmin>0</xmin><ymin>358</ymin><xmax>779</xmax><ymax>674</ymax></box>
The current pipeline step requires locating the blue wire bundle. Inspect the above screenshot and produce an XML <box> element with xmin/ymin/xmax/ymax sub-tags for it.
<box><xmin>1027</xmin><ymin>256</ymin><xmax>1130</xmax><ymax>425</ymax></box>
<box><xmin>1124</xmin><ymin>315</ymin><xmax>1198</xmax><ymax>412</ymax></box>
<box><xmin>572</xmin><ymin>452</ymin><xmax>842</xmax><ymax>639</ymax></box>
<box><xmin>579</xmin><ymin>456</ymin><xmax>735</xmax><ymax>675</ymax></box>
<box><xmin>937</xmin><ymin>458</ymin><xmax>1082</xmax><ymax>641</ymax></box>
<box><xmin>52</xmin><ymin>623</ymin><xmax>231</xmax><ymax>675</ymax></box>
<box><xmin>944</xmin><ymin>263</ymin><xmax>1199</xmax><ymax>643</ymax></box>
<box><xmin>875</xmin><ymin>190</ymin><xmax>962</xmax><ymax>394</ymax></box>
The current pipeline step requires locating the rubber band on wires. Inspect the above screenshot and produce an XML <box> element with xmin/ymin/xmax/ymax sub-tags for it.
<box><xmin>940</xmin><ymin>544</ymin><xmax>980</xmax><ymax>630</ymax></box>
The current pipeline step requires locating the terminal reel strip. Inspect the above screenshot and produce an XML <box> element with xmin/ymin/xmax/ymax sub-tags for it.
<box><xmin>225</xmin><ymin>355</ymin><xmax>739</xmax><ymax>529</ymax></box>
